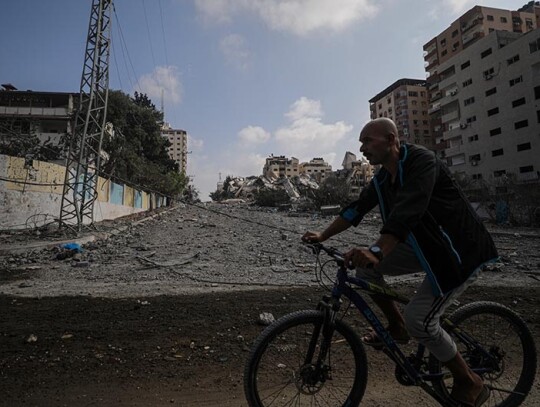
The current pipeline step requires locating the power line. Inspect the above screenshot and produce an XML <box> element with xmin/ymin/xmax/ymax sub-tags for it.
<box><xmin>158</xmin><ymin>0</ymin><xmax>169</xmax><ymax>66</ymax></box>
<box><xmin>112</xmin><ymin>3</ymin><xmax>142</xmax><ymax>92</ymax></box>
<box><xmin>141</xmin><ymin>0</ymin><xmax>157</xmax><ymax>67</ymax></box>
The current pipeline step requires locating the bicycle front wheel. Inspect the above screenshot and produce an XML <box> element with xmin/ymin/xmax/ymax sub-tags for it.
<box><xmin>429</xmin><ymin>301</ymin><xmax>537</xmax><ymax>407</ymax></box>
<box><xmin>244</xmin><ymin>310</ymin><xmax>367</xmax><ymax>407</ymax></box>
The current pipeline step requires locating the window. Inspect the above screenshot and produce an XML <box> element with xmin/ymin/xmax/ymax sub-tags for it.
<box><xmin>535</xmin><ymin>86</ymin><xmax>540</xmax><ymax>99</ymax></box>
<box><xmin>512</xmin><ymin>97</ymin><xmax>526</xmax><ymax>108</ymax></box>
<box><xmin>453</xmin><ymin>41</ymin><xmax>460</xmax><ymax>49</ymax></box>
<box><xmin>492</xmin><ymin>149</ymin><xmax>504</xmax><ymax>157</ymax></box>
<box><xmin>472</xmin><ymin>174</ymin><xmax>483</xmax><ymax>180</ymax></box>
<box><xmin>538</xmin><ymin>109</ymin><xmax>540</xmax><ymax>123</ymax></box>
<box><xmin>490</xmin><ymin>127</ymin><xmax>501</xmax><ymax>136</ymax></box>
<box><xmin>466</xmin><ymin>116</ymin><xmax>477</xmax><ymax>123</ymax></box>
<box><xmin>487</xmin><ymin>15</ymin><xmax>494</xmax><ymax>21</ymax></box>
<box><xmin>507</xmin><ymin>54</ymin><xmax>520</xmax><ymax>65</ymax></box>
<box><xmin>509</xmin><ymin>76</ymin><xmax>523</xmax><ymax>86</ymax></box>
<box><xmin>452</xmin><ymin>29</ymin><xmax>459</xmax><ymax>38</ymax></box>
<box><xmin>500</xmin><ymin>16</ymin><xmax>508</xmax><ymax>23</ymax></box>
<box><xmin>514</xmin><ymin>120</ymin><xmax>528</xmax><ymax>129</ymax></box>
<box><xmin>378</xmin><ymin>103</ymin><xmax>382</xmax><ymax>109</ymax></box>
<box><xmin>470</xmin><ymin>154</ymin><xmax>481</xmax><ymax>161</ymax></box>
<box><xmin>468</xmin><ymin>134</ymin><xmax>479</xmax><ymax>142</ymax></box>
<box><xmin>408</xmin><ymin>91</ymin><xmax>418</xmax><ymax>97</ymax></box>
<box><xmin>441</xmin><ymin>38</ymin><xmax>447</xmax><ymax>46</ymax></box>
<box><xmin>441</xmin><ymin>49</ymin><xmax>448</xmax><ymax>56</ymax></box>
<box><xmin>462</xmin><ymin>78</ymin><xmax>472</xmax><ymax>87</ymax></box>
<box><xmin>494</xmin><ymin>170</ymin><xmax>506</xmax><ymax>177</ymax></box>
<box><xmin>530</xmin><ymin>38</ymin><xmax>540</xmax><ymax>53</ymax></box>
<box><xmin>420</xmin><ymin>91</ymin><xmax>426</xmax><ymax>97</ymax></box>
<box><xmin>485</xmin><ymin>87</ymin><xmax>497</xmax><ymax>96</ymax></box>
<box><xmin>464</xmin><ymin>97</ymin><xmax>475</xmax><ymax>106</ymax></box>
<box><xmin>483</xmin><ymin>67</ymin><xmax>495</xmax><ymax>79</ymax></box>
<box><xmin>487</xmin><ymin>107</ymin><xmax>499</xmax><ymax>116</ymax></box>
<box><xmin>481</xmin><ymin>48</ymin><xmax>492</xmax><ymax>58</ymax></box>
<box><xmin>520</xmin><ymin>166</ymin><xmax>534</xmax><ymax>173</ymax></box>
<box><xmin>517</xmin><ymin>142</ymin><xmax>531</xmax><ymax>152</ymax></box>
<box><xmin>387</xmin><ymin>97</ymin><xmax>391</xmax><ymax>104</ymax></box>
<box><xmin>461</xmin><ymin>60</ymin><xmax>470</xmax><ymax>70</ymax></box>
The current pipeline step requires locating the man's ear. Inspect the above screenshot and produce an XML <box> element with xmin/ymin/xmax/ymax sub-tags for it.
<box><xmin>386</xmin><ymin>133</ymin><xmax>397</xmax><ymax>145</ymax></box>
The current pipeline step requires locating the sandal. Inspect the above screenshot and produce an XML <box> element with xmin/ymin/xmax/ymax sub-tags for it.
<box><xmin>361</xmin><ymin>328</ymin><xmax>410</xmax><ymax>349</ymax></box>
<box><xmin>451</xmin><ymin>385</ymin><xmax>490</xmax><ymax>407</ymax></box>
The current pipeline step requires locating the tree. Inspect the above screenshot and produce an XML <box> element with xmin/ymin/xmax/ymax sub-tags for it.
<box><xmin>310</xmin><ymin>175</ymin><xmax>352</xmax><ymax>209</ymax></box>
<box><xmin>101</xmin><ymin>90</ymin><xmax>187</xmax><ymax>197</ymax></box>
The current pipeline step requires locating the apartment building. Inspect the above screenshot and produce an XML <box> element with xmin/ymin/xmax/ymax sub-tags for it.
<box><xmin>299</xmin><ymin>157</ymin><xmax>332</xmax><ymax>182</ymax></box>
<box><xmin>424</xmin><ymin>4</ymin><xmax>540</xmax><ymax>150</ymax></box>
<box><xmin>435</xmin><ymin>29</ymin><xmax>540</xmax><ymax>184</ymax></box>
<box><xmin>0</xmin><ymin>85</ymin><xmax>76</xmax><ymax>148</ymax></box>
<box><xmin>369</xmin><ymin>78</ymin><xmax>432</xmax><ymax>148</ymax></box>
<box><xmin>263</xmin><ymin>155</ymin><xmax>300</xmax><ymax>179</ymax></box>
<box><xmin>161</xmin><ymin>122</ymin><xmax>188</xmax><ymax>174</ymax></box>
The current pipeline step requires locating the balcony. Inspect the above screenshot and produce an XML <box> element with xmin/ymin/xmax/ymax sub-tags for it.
<box><xmin>461</xmin><ymin>14</ymin><xmax>483</xmax><ymax>33</ymax></box>
<box><xmin>428</xmin><ymin>102</ymin><xmax>441</xmax><ymax>114</ymax></box>
<box><xmin>441</xmin><ymin>110</ymin><xmax>459</xmax><ymax>123</ymax></box>
<box><xmin>0</xmin><ymin>106</ymin><xmax>71</xmax><ymax>118</ymax></box>
<box><xmin>445</xmin><ymin>144</ymin><xmax>462</xmax><ymax>157</ymax></box>
<box><xmin>463</xmin><ymin>30</ymin><xmax>483</xmax><ymax>47</ymax></box>
<box><xmin>517</xmin><ymin>172</ymin><xmax>539</xmax><ymax>182</ymax></box>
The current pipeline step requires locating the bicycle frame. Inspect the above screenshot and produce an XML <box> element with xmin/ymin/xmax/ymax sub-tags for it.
<box><xmin>322</xmin><ymin>262</ymin><xmax>458</xmax><ymax>405</ymax></box>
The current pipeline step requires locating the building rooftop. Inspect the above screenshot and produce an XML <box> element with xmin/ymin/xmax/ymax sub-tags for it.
<box><xmin>369</xmin><ymin>78</ymin><xmax>427</xmax><ymax>103</ymax></box>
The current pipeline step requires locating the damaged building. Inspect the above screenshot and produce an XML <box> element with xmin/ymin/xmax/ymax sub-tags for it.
<box><xmin>214</xmin><ymin>152</ymin><xmax>375</xmax><ymax>207</ymax></box>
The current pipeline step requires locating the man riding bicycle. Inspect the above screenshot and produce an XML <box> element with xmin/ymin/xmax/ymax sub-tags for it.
<box><xmin>303</xmin><ymin>118</ymin><xmax>498</xmax><ymax>407</ymax></box>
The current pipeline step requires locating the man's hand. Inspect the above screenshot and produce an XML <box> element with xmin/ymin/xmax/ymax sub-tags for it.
<box><xmin>344</xmin><ymin>247</ymin><xmax>380</xmax><ymax>269</ymax></box>
<box><xmin>302</xmin><ymin>231</ymin><xmax>325</xmax><ymax>243</ymax></box>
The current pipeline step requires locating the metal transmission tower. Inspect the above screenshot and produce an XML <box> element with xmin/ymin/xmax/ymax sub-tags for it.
<box><xmin>59</xmin><ymin>0</ymin><xmax>112</xmax><ymax>231</ymax></box>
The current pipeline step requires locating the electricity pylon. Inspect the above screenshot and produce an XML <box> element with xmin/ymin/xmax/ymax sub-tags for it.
<box><xmin>59</xmin><ymin>0</ymin><xmax>112</xmax><ymax>231</ymax></box>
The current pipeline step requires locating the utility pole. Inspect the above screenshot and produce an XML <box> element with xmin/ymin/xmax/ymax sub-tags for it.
<box><xmin>59</xmin><ymin>0</ymin><xmax>112</xmax><ymax>231</ymax></box>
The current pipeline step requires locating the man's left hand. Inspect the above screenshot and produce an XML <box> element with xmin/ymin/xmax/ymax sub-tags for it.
<box><xmin>343</xmin><ymin>248</ymin><xmax>380</xmax><ymax>269</ymax></box>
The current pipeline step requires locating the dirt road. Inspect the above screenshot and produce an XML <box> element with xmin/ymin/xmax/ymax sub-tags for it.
<box><xmin>1</xmin><ymin>203</ymin><xmax>539</xmax><ymax>406</ymax></box>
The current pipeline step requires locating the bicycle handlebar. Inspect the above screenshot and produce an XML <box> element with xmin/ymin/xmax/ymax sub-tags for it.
<box><xmin>305</xmin><ymin>242</ymin><xmax>373</xmax><ymax>270</ymax></box>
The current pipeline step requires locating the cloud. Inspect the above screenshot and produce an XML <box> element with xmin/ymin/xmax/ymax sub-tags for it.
<box><xmin>188</xmin><ymin>97</ymin><xmax>355</xmax><ymax>201</ymax></box>
<box><xmin>137</xmin><ymin>65</ymin><xmax>182</xmax><ymax>105</ymax></box>
<box><xmin>238</xmin><ymin>125</ymin><xmax>271</xmax><ymax>144</ymax></box>
<box><xmin>275</xmin><ymin>97</ymin><xmax>353</xmax><ymax>161</ymax></box>
<box><xmin>188</xmin><ymin>135</ymin><xmax>204</xmax><ymax>150</ymax></box>
<box><xmin>219</xmin><ymin>33</ymin><xmax>251</xmax><ymax>71</ymax></box>
<box><xmin>194</xmin><ymin>0</ymin><xmax>379</xmax><ymax>36</ymax></box>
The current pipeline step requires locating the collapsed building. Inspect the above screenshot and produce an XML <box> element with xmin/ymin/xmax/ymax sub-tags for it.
<box><xmin>215</xmin><ymin>152</ymin><xmax>375</xmax><ymax>206</ymax></box>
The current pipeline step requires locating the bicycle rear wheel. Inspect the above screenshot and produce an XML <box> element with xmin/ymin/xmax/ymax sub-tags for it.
<box><xmin>244</xmin><ymin>309</ymin><xmax>367</xmax><ymax>407</ymax></box>
<box><xmin>429</xmin><ymin>301</ymin><xmax>537</xmax><ymax>407</ymax></box>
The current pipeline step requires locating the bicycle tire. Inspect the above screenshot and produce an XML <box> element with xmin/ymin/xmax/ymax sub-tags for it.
<box><xmin>244</xmin><ymin>309</ymin><xmax>368</xmax><ymax>407</ymax></box>
<box><xmin>429</xmin><ymin>301</ymin><xmax>537</xmax><ymax>407</ymax></box>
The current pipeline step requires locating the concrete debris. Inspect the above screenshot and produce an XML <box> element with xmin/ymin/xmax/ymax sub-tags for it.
<box><xmin>258</xmin><ymin>312</ymin><xmax>275</xmax><ymax>326</ymax></box>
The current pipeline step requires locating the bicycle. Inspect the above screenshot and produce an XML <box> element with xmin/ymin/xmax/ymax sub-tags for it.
<box><xmin>244</xmin><ymin>242</ymin><xmax>537</xmax><ymax>406</ymax></box>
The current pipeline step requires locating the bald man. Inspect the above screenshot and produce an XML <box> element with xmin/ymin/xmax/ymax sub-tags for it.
<box><xmin>303</xmin><ymin>118</ymin><xmax>498</xmax><ymax>407</ymax></box>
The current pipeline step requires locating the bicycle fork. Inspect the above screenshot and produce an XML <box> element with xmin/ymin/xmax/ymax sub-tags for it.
<box><xmin>300</xmin><ymin>296</ymin><xmax>340</xmax><ymax>384</ymax></box>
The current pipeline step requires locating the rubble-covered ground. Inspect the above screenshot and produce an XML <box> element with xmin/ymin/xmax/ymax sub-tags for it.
<box><xmin>0</xmin><ymin>203</ymin><xmax>539</xmax><ymax>406</ymax></box>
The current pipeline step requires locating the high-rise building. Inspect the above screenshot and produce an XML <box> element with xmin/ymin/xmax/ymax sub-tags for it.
<box><xmin>435</xmin><ymin>28</ymin><xmax>540</xmax><ymax>184</ymax></box>
<box><xmin>423</xmin><ymin>4</ymin><xmax>540</xmax><ymax>151</ymax></box>
<box><xmin>369</xmin><ymin>78</ymin><xmax>432</xmax><ymax>148</ymax></box>
<box><xmin>161</xmin><ymin>122</ymin><xmax>188</xmax><ymax>174</ymax></box>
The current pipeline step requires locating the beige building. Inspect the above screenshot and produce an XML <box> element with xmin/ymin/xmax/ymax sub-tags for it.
<box><xmin>0</xmin><ymin>85</ymin><xmax>76</xmax><ymax>149</ymax></box>
<box><xmin>299</xmin><ymin>157</ymin><xmax>332</xmax><ymax>182</ymax></box>
<box><xmin>424</xmin><ymin>4</ymin><xmax>540</xmax><ymax>152</ymax></box>
<box><xmin>263</xmin><ymin>155</ymin><xmax>299</xmax><ymax>179</ymax></box>
<box><xmin>369</xmin><ymin>78</ymin><xmax>432</xmax><ymax>148</ymax></box>
<box><xmin>161</xmin><ymin>122</ymin><xmax>187</xmax><ymax>174</ymax></box>
<box><xmin>435</xmin><ymin>28</ymin><xmax>540</xmax><ymax>184</ymax></box>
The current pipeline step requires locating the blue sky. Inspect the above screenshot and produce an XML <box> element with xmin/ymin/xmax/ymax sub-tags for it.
<box><xmin>0</xmin><ymin>0</ymin><xmax>520</xmax><ymax>199</ymax></box>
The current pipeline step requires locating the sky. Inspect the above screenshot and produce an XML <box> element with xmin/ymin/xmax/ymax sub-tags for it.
<box><xmin>0</xmin><ymin>0</ymin><xmax>522</xmax><ymax>199</ymax></box>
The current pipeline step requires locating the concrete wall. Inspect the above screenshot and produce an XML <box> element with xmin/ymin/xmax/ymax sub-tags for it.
<box><xmin>0</xmin><ymin>154</ymin><xmax>167</xmax><ymax>230</ymax></box>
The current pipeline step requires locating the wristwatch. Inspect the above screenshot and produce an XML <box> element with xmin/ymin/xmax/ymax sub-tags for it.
<box><xmin>368</xmin><ymin>245</ymin><xmax>384</xmax><ymax>261</ymax></box>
